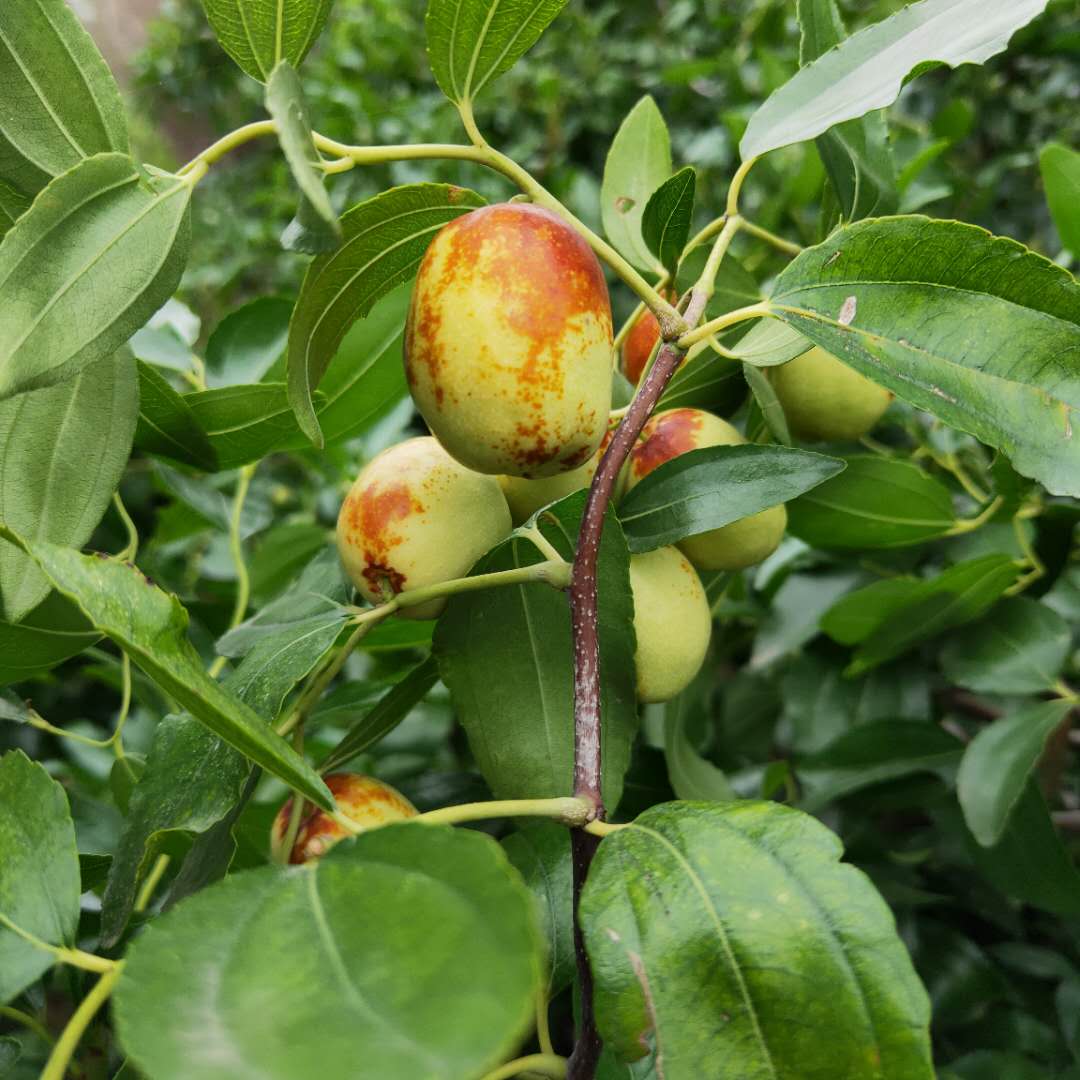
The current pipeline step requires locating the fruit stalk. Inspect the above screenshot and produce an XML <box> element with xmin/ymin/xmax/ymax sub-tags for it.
<box><xmin>566</xmin><ymin>288</ymin><xmax>709</xmax><ymax>1080</ymax></box>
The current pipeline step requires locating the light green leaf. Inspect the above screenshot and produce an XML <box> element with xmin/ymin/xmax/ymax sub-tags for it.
<box><xmin>581</xmin><ymin>801</ymin><xmax>933</xmax><ymax>1077</ymax></box>
<box><xmin>742</xmin><ymin>0</ymin><xmax>1050</xmax><ymax>160</ymax></box>
<box><xmin>0</xmin><ymin>0</ymin><xmax>129</xmax><ymax>196</ymax></box>
<box><xmin>199</xmin><ymin>0</ymin><xmax>332</xmax><ymax>82</ymax></box>
<box><xmin>425</xmin><ymin>0</ymin><xmax>569</xmax><ymax>105</ymax></box>
<box><xmin>287</xmin><ymin>183</ymin><xmax>484</xmax><ymax>446</ymax></box>
<box><xmin>642</xmin><ymin>167</ymin><xmax>696</xmax><ymax>277</ymax></box>
<box><xmin>0</xmin><ymin>153</ymin><xmax>192</xmax><ymax>400</ymax></box>
<box><xmin>0</xmin><ymin>534</ymin><xmax>332</xmax><ymax>810</ymax></box>
<box><xmin>940</xmin><ymin>597</ymin><xmax>1071</xmax><ymax>695</ymax></box>
<box><xmin>0</xmin><ymin>592</ymin><xmax>99</xmax><ymax>687</ymax></box>
<box><xmin>0</xmin><ymin>350</ymin><xmax>138</xmax><ymax>622</ymax></box>
<box><xmin>1040</xmin><ymin>142</ymin><xmax>1080</xmax><ymax>258</ymax></box>
<box><xmin>0</xmin><ymin>751</ymin><xmax>80</xmax><ymax>1004</ymax></box>
<box><xmin>602</xmin><ymin>97</ymin><xmax>671</xmax><ymax>273</ymax></box>
<box><xmin>769</xmin><ymin>216</ymin><xmax>1080</xmax><ymax>497</ymax></box>
<box><xmin>435</xmin><ymin>493</ymin><xmax>637</xmax><ymax>809</ymax></box>
<box><xmin>134</xmin><ymin>359</ymin><xmax>217</xmax><ymax>471</ymax></box>
<box><xmin>265</xmin><ymin>61</ymin><xmax>338</xmax><ymax>243</ymax></box>
<box><xmin>205</xmin><ymin>297</ymin><xmax>291</xmax><ymax>387</ymax></box>
<box><xmin>787</xmin><ymin>455</ymin><xmax>957</xmax><ymax>550</ymax></box>
<box><xmin>728</xmin><ymin>319</ymin><xmax>811</xmax><ymax>367</ymax></box>
<box><xmin>115</xmin><ymin>826</ymin><xmax>541</xmax><ymax>1079</ymax></box>
<box><xmin>958</xmin><ymin>700</ymin><xmax>1072</xmax><ymax>848</ymax></box>
<box><xmin>743</xmin><ymin>363</ymin><xmax>792</xmax><ymax>445</ymax></box>
<box><xmin>797</xmin><ymin>0</ymin><xmax>897</xmax><ymax>220</ymax></box>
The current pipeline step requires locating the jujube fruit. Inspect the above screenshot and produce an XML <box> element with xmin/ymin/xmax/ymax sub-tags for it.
<box><xmin>625</xmin><ymin>407</ymin><xmax>787</xmax><ymax>571</ymax></box>
<box><xmin>270</xmin><ymin>773</ymin><xmax>417</xmax><ymax>865</ymax></box>
<box><xmin>336</xmin><ymin>436</ymin><xmax>511</xmax><ymax>619</ymax></box>
<box><xmin>619</xmin><ymin>295</ymin><xmax>671</xmax><ymax>385</ymax></box>
<box><xmin>769</xmin><ymin>345</ymin><xmax>892</xmax><ymax>442</ymax></box>
<box><xmin>629</xmin><ymin>546</ymin><xmax>712</xmax><ymax>703</ymax></box>
<box><xmin>404</xmin><ymin>203</ymin><xmax>614</xmax><ymax>478</ymax></box>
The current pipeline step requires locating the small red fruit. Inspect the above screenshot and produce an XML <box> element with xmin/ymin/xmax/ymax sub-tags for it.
<box><xmin>270</xmin><ymin>773</ymin><xmax>418</xmax><ymax>865</ymax></box>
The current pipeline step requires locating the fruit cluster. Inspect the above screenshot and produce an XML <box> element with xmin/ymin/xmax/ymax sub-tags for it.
<box><xmin>318</xmin><ymin>203</ymin><xmax>893</xmax><ymax>858</ymax></box>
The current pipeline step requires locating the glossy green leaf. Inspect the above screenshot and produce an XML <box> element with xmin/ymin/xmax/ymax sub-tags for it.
<box><xmin>819</xmin><ymin>577</ymin><xmax>924</xmax><ymax>646</ymax></box>
<box><xmin>940</xmin><ymin>597</ymin><xmax>1071</xmax><ymax>695</ymax></box>
<box><xmin>0</xmin><ymin>751</ymin><xmax>79</xmax><ymax>1004</ymax></box>
<box><xmin>798</xmin><ymin>721</ymin><xmax>961</xmax><ymax>812</ymax></box>
<box><xmin>320</xmin><ymin>656</ymin><xmax>440</xmax><ymax>774</ymax></box>
<box><xmin>199</xmin><ymin>0</ymin><xmax>332</xmax><ymax>82</ymax></box>
<box><xmin>265</xmin><ymin>61</ymin><xmax>338</xmax><ymax>243</ymax></box>
<box><xmin>2</xmin><ymin>535</ymin><xmax>332</xmax><ymax>810</ymax></box>
<box><xmin>581</xmin><ymin>801</ymin><xmax>934</xmax><ymax>1077</ymax></box>
<box><xmin>435</xmin><ymin>493</ymin><xmax>637</xmax><ymax>808</ymax></box>
<box><xmin>796</xmin><ymin>0</ymin><xmax>897</xmax><ymax>220</ymax></box>
<box><xmin>618</xmin><ymin>444</ymin><xmax>844</xmax><ymax>553</ymax></box>
<box><xmin>769</xmin><ymin>216</ymin><xmax>1080</xmax><ymax>497</ymax></box>
<box><xmin>958</xmin><ymin>700</ymin><xmax>1072</xmax><ymax>847</ymax></box>
<box><xmin>503</xmin><ymin>821</ymin><xmax>574</xmax><ymax>993</ymax></box>
<box><xmin>1040</xmin><ymin>142</ymin><xmax>1080</xmax><ymax>258</ymax></box>
<box><xmin>0</xmin><ymin>0</ymin><xmax>129</xmax><ymax>197</ymax></box>
<box><xmin>642</xmin><ymin>166</ymin><xmax>696</xmax><ymax>277</ymax></box>
<box><xmin>743</xmin><ymin>362</ymin><xmax>792</xmax><ymax>445</ymax></box>
<box><xmin>134</xmin><ymin>360</ymin><xmax>216</xmax><ymax>471</ymax></box>
<box><xmin>205</xmin><ymin>297</ymin><xmax>291</xmax><ymax>387</ymax></box>
<box><xmin>425</xmin><ymin>0</ymin><xmax>568</xmax><ymax>105</ymax></box>
<box><xmin>186</xmin><ymin>383</ymin><xmax>305</xmax><ymax>471</ymax></box>
<box><xmin>287</xmin><ymin>183</ymin><xmax>484</xmax><ymax>446</ymax></box>
<box><xmin>853</xmin><ymin>555</ymin><xmax>1020</xmax><ymax>673</ymax></box>
<box><xmin>602</xmin><ymin>96</ymin><xmax>672</xmax><ymax>273</ymax></box>
<box><xmin>115</xmin><ymin>826</ymin><xmax>541</xmax><ymax>1079</ymax></box>
<box><xmin>742</xmin><ymin>0</ymin><xmax>1050</xmax><ymax>160</ymax></box>
<box><xmin>0</xmin><ymin>153</ymin><xmax>191</xmax><ymax>400</ymax></box>
<box><xmin>0</xmin><ymin>592</ymin><xmax>99</xmax><ymax>687</ymax></box>
<box><xmin>0</xmin><ymin>351</ymin><xmax>138</xmax><ymax>621</ymax></box>
<box><xmin>787</xmin><ymin>456</ymin><xmax>957</xmax><ymax>550</ymax></box>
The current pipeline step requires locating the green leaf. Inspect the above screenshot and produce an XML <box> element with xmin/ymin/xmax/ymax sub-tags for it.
<box><xmin>1040</xmin><ymin>142</ymin><xmax>1080</xmax><ymax>258</ymax></box>
<box><xmin>843</xmin><ymin>555</ymin><xmax>1021</xmax><ymax>674</ymax></box>
<box><xmin>134</xmin><ymin>359</ymin><xmax>217</xmax><ymax>471</ymax></box>
<box><xmin>581</xmin><ymin>801</ymin><xmax>933</xmax><ymax>1077</ymax></box>
<box><xmin>0</xmin><ymin>751</ymin><xmax>80</xmax><ymax>1004</ymax></box>
<box><xmin>663</xmin><ymin>677</ymin><xmax>735</xmax><ymax>802</ymax></box>
<box><xmin>0</xmin><ymin>350</ymin><xmax>138</xmax><ymax>622</ymax></box>
<box><xmin>2</xmin><ymin>536</ymin><xmax>332</xmax><ymax>810</ymax></box>
<box><xmin>0</xmin><ymin>690</ymin><xmax>29</xmax><ymax>724</ymax></box>
<box><xmin>618</xmin><ymin>444</ymin><xmax>844</xmax><ymax>553</ymax></box>
<box><xmin>0</xmin><ymin>0</ymin><xmax>129</xmax><ymax>197</ymax></box>
<box><xmin>728</xmin><ymin>319</ymin><xmax>811</xmax><ymax>367</ymax></box>
<box><xmin>798</xmin><ymin>721</ymin><xmax>961</xmax><ymax>812</ymax></box>
<box><xmin>199</xmin><ymin>0</ymin><xmax>332</xmax><ymax>82</ymax></box>
<box><xmin>425</xmin><ymin>0</ymin><xmax>569</xmax><ymax>105</ymax></box>
<box><xmin>115</xmin><ymin>826</ymin><xmax>541</xmax><ymax>1079</ymax></box>
<box><xmin>503</xmin><ymin>822</ymin><xmax>573</xmax><ymax>993</ymax></box>
<box><xmin>742</xmin><ymin>0</ymin><xmax>1050</xmax><ymax>160</ymax></box>
<box><xmin>186</xmin><ymin>383</ymin><xmax>305</xmax><ymax>471</ymax></box>
<box><xmin>742</xmin><ymin>362</ymin><xmax>792</xmax><ymax>445</ymax></box>
<box><xmin>957</xmin><ymin>700</ymin><xmax>1072</xmax><ymax>848</ymax></box>
<box><xmin>769</xmin><ymin>216</ymin><xmax>1080</xmax><ymax>497</ymax></box>
<box><xmin>0</xmin><ymin>592</ymin><xmax>99</xmax><ymax>687</ymax></box>
<box><xmin>205</xmin><ymin>297</ymin><xmax>291</xmax><ymax>387</ymax></box>
<box><xmin>320</xmin><ymin>656</ymin><xmax>440</xmax><ymax>774</ymax></box>
<box><xmin>287</xmin><ymin>183</ymin><xmax>484</xmax><ymax>446</ymax></box>
<box><xmin>940</xmin><ymin>597</ymin><xmax>1071</xmax><ymax>695</ymax></box>
<box><xmin>0</xmin><ymin>153</ymin><xmax>192</xmax><ymax>400</ymax></box>
<box><xmin>819</xmin><ymin>576</ymin><xmax>924</xmax><ymax>646</ymax></box>
<box><xmin>642</xmin><ymin>167</ymin><xmax>696</xmax><ymax>277</ymax></box>
<box><xmin>264</xmin><ymin>61</ymin><xmax>338</xmax><ymax>244</ymax></box>
<box><xmin>601</xmin><ymin>96</ymin><xmax>671</xmax><ymax>273</ymax></box>
<box><xmin>0</xmin><ymin>180</ymin><xmax>30</xmax><ymax>242</ymax></box>
<box><xmin>796</xmin><ymin>0</ymin><xmax>897</xmax><ymax>220</ymax></box>
<box><xmin>435</xmin><ymin>493</ymin><xmax>637</xmax><ymax>809</ymax></box>
<box><xmin>787</xmin><ymin>456</ymin><xmax>957</xmax><ymax>550</ymax></box>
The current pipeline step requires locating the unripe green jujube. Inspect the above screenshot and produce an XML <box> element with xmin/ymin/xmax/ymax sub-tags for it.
<box><xmin>630</xmin><ymin>547</ymin><xmax>712</xmax><ymax>703</ymax></box>
<box><xmin>769</xmin><ymin>345</ymin><xmax>892</xmax><ymax>442</ymax></box>
<box><xmin>625</xmin><ymin>408</ymin><xmax>787</xmax><ymax>571</ymax></box>
<box><xmin>336</xmin><ymin>437</ymin><xmax>511</xmax><ymax>619</ymax></box>
<box><xmin>405</xmin><ymin>203</ymin><xmax>614</xmax><ymax>478</ymax></box>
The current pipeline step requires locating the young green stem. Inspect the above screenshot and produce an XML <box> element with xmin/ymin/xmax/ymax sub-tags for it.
<box><xmin>739</xmin><ymin>218</ymin><xmax>804</xmax><ymax>256</ymax></box>
<box><xmin>209</xmin><ymin>464</ymin><xmax>256</xmax><ymax>679</ymax></box>
<box><xmin>40</xmin><ymin>965</ymin><xmax>124</xmax><ymax>1080</ymax></box>
<box><xmin>481</xmin><ymin>1054</ymin><xmax>568</xmax><ymax>1080</ymax></box>
<box><xmin>415</xmin><ymin>797</ymin><xmax>594</xmax><ymax>829</ymax></box>
<box><xmin>0</xmin><ymin>1005</ymin><xmax>53</xmax><ymax>1045</ymax></box>
<box><xmin>0</xmin><ymin>912</ymin><xmax>116</xmax><ymax>974</ymax></box>
<box><xmin>677</xmin><ymin>301</ymin><xmax>775</xmax><ymax>350</ymax></box>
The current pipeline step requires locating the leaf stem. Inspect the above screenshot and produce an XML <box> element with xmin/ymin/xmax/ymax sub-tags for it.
<box><xmin>677</xmin><ymin>302</ymin><xmax>775</xmax><ymax>350</ymax></box>
<box><xmin>946</xmin><ymin>495</ymin><xmax>1005</xmax><ymax>536</ymax></box>
<box><xmin>40</xmin><ymin>965</ymin><xmax>124</xmax><ymax>1080</ymax></box>
<box><xmin>112</xmin><ymin>492</ymin><xmax>139</xmax><ymax>561</ymax></box>
<box><xmin>518</xmin><ymin>525</ymin><xmax>568</xmax><ymax>566</ymax></box>
<box><xmin>739</xmin><ymin>218</ymin><xmax>804</xmax><ymax>256</ymax></box>
<box><xmin>133</xmin><ymin>853</ymin><xmax>171</xmax><ymax>914</ymax></box>
<box><xmin>178</xmin><ymin>119</ymin><xmax>278</xmax><ymax>176</ymax></box>
<box><xmin>412</xmin><ymin>797</ymin><xmax>594</xmax><ymax>829</ymax></box>
<box><xmin>0</xmin><ymin>1005</ymin><xmax>53</xmax><ymax>1045</ymax></box>
<box><xmin>209</xmin><ymin>464</ymin><xmax>256</xmax><ymax>679</ymax></box>
<box><xmin>481</xmin><ymin>1054</ymin><xmax>567</xmax><ymax>1080</ymax></box>
<box><xmin>0</xmin><ymin>912</ymin><xmax>116</xmax><ymax>974</ymax></box>
<box><xmin>582</xmin><ymin>819</ymin><xmax>626</xmax><ymax>838</ymax></box>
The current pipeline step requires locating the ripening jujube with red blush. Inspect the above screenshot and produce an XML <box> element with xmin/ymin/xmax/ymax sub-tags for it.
<box><xmin>336</xmin><ymin>436</ymin><xmax>511</xmax><ymax>619</ymax></box>
<box><xmin>625</xmin><ymin>407</ymin><xmax>787</xmax><ymax>571</ymax></box>
<box><xmin>620</xmin><ymin>306</ymin><xmax>662</xmax><ymax>386</ymax></box>
<box><xmin>404</xmin><ymin>203</ymin><xmax>614</xmax><ymax>478</ymax></box>
<box><xmin>270</xmin><ymin>774</ymin><xmax>417</xmax><ymax>865</ymax></box>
